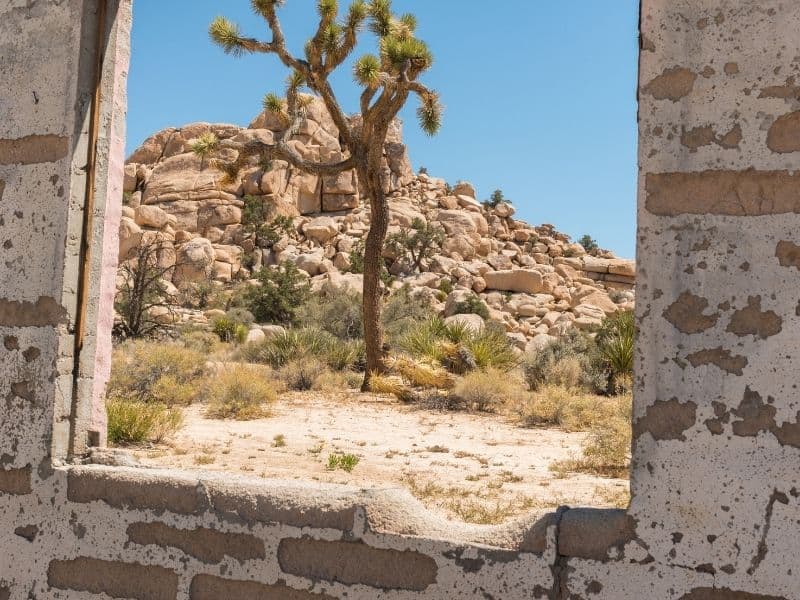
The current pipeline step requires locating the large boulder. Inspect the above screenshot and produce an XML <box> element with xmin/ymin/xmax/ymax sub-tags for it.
<box><xmin>134</xmin><ymin>205</ymin><xmax>170</xmax><ymax>229</ymax></box>
<box><xmin>173</xmin><ymin>238</ymin><xmax>215</xmax><ymax>284</ymax></box>
<box><xmin>118</xmin><ymin>217</ymin><xmax>143</xmax><ymax>261</ymax></box>
<box><xmin>142</xmin><ymin>152</ymin><xmax>241</xmax><ymax>205</ymax></box>
<box><xmin>445</xmin><ymin>313</ymin><xmax>485</xmax><ymax>333</ymax></box>
<box><xmin>483</xmin><ymin>269</ymin><xmax>545</xmax><ymax>294</ymax></box>
<box><xmin>303</xmin><ymin>216</ymin><xmax>339</xmax><ymax>244</ymax></box>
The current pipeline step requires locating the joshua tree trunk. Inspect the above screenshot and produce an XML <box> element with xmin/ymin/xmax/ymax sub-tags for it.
<box><xmin>204</xmin><ymin>0</ymin><xmax>442</xmax><ymax>393</ymax></box>
<box><xmin>359</xmin><ymin>161</ymin><xmax>389</xmax><ymax>389</ymax></box>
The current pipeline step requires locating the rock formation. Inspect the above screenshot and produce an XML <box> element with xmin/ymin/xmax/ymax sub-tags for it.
<box><xmin>119</xmin><ymin>97</ymin><xmax>634</xmax><ymax>349</ymax></box>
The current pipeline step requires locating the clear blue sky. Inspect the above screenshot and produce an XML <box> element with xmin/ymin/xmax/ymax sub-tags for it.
<box><xmin>127</xmin><ymin>1</ymin><xmax>640</xmax><ymax>258</ymax></box>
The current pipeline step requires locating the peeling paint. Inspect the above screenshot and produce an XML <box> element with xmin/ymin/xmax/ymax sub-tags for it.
<box><xmin>643</xmin><ymin>66</ymin><xmax>697</xmax><ymax>102</ymax></box>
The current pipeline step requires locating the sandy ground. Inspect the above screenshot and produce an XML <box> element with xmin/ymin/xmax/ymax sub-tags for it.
<box><xmin>135</xmin><ymin>392</ymin><xmax>629</xmax><ymax>524</ymax></box>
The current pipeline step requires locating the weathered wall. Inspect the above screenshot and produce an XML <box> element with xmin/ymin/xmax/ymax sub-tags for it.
<box><xmin>2</xmin><ymin>0</ymin><xmax>800</xmax><ymax>598</ymax></box>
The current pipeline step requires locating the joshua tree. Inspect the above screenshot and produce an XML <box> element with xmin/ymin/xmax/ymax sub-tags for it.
<box><xmin>201</xmin><ymin>0</ymin><xmax>441</xmax><ymax>390</ymax></box>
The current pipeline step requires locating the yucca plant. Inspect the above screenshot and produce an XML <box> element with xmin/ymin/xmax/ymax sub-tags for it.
<box><xmin>201</xmin><ymin>0</ymin><xmax>442</xmax><ymax>391</ymax></box>
<box><xmin>595</xmin><ymin>310</ymin><xmax>635</xmax><ymax>395</ymax></box>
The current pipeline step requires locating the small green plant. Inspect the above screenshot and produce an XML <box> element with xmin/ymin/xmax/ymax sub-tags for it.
<box><xmin>385</xmin><ymin>217</ymin><xmax>445</xmax><ymax>273</ymax></box>
<box><xmin>594</xmin><ymin>311</ymin><xmax>635</xmax><ymax>395</ymax></box>
<box><xmin>272</xmin><ymin>434</ymin><xmax>287</xmax><ymax>448</ymax></box>
<box><xmin>578</xmin><ymin>235</ymin><xmax>599</xmax><ymax>253</ymax></box>
<box><xmin>437</xmin><ymin>278</ymin><xmax>454</xmax><ymax>296</ymax></box>
<box><xmin>452</xmin><ymin>294</ymin><xmax>489</xmax><ymax>320</ymax></box>
<box><xmin>190</xmin><ymin>132</ymin><xmax>218</xmax><ymax>168</ymax></box>
<box><xmin>482</xmin><ymin>189</ymin><xmax>508</xmax><ymax>209</ymax></box>
<box><xmin>326</xmin><ymin>453</ymin><xmax>360</xmax><ymax>473</ymax></box>
<box><xmin>243</xmin><ymin>261</ymin><xmax>310</xmax><ymax>325</ymax></box>
<box><xmin>242</xmin><ymin>195</ymin><xmax>296</xmax><ymax>248</ymax></box>
<box><xmin>106</xmin><ymin>399</ymin><xmax>183</xmax><ymax>445</ymax></box>
<box><xmin>211</xmin><ymin>308</ymin><xmax>253</xmax><ymax>343</ymax></box>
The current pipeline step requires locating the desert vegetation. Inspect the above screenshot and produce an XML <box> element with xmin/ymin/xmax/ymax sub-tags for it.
<box><xmin>107</xmin><ymin>274</ymin><xmax>634</xmax><ymax>490</ymax></box>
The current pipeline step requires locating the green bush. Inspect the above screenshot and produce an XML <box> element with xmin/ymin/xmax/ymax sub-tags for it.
<box><xmin>298</xmin><ymin>283</ymin><xmax>363</xmax><ymax>339</ymax></box>
<box><xmin>398</xmin><ymin>317</ymin><xmax>517</xmax><ymax>374</ymax></box>
<box><xmin>240</xmin><ymin>327</ymin><xmax>362</xmax><ymax>372</ymax></box>
<box><xmin>594</xmin><ymin>310</ymin><xmax>635</xmax><ymax>395</ymax></box>
<box><xmin>522</xmin><ymin>331</ymin><xmax>602</xmax><ymax>393</ymax></box>
<box><xmin>211</xmin><ymin>308</ymin><xmax>253</xmax><ymax>343</ymax></box>
<box><xmin>107</xmin><ymin>399</ymin><xmax>183</xmax><ymax>445</ymax></box>
<box><xmin>452</xmin><ymin>294</ymin><xmax>490</xmax><ymax>320</ymax></box>
<box><xmin>383</xmin><ymin>285</ymin><xmax>436</xmax><ymax>343</ymax></box>
<box><xmin>243</xmin><ymin>261</ymin><xmax>310</xmax><ymax>325</ymax></box>
<box><xmin>578</xmin><ymin>235</ymin><xmax>599</xmax><ymax>253</ymax></box>
<box><xmin>385</xmin><ymin>217</ymin><xmax>444</xmax><ymax>272</ymax></box>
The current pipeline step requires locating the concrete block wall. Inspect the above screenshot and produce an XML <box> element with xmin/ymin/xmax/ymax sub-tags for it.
<box><xmin>1</xmin><ymin>0</ymin><xmax>799</xmax><ymax>598</ymax></box>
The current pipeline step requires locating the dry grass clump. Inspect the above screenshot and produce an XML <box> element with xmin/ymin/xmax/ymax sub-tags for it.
<box><xmin>312</xmin><ymin>370</ymin><xmax>361</xmax><ymax>392</ymax></box>
<box><xmin>548</xmin><ymin>401</ymin><xmax>632</xmax><ymax>479</ymax></box>
<box><xmin>108</xmin><ymin>341</ymin><xmax>206</xmax><ymax>406</ymax></box>
<box><xmin>392</xmin><ymin>355</ymin><xmax>455</xmax><ymax>390</ymax></box>
<box><xmin>515</xmin><ymin>385</ymin><xmax>631</xmax><ymax>432</ymax></box>
<box><xmin>205</xmin><ymin>365</ymin><xmax>277</xmax><ymax>420</ymax></box>
<box><xmin>452</xmin><ymin>369</ymin><xmax>528</xmax><ymax>413</ymax></box>
<box><xmin>106</xmin><ymin>399</ymin><xmax>183</xmax><ymax>445</ymax></box>
<box><xmin>368</xmin><ymin>373</ymin><xmax>416</xmax><ymax>402</ymax></box>
<box><xmin>280</xmin><ymin>357</ymin><xmax>326</xmax><ymax>391</ymax></box>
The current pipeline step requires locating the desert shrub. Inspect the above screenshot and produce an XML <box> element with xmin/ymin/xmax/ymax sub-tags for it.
<box><xmin>107</xmin><ymin>341</ymin><xmax>206</xmax><ymax>406</ymax></box>
<box><xmin>393</xmin><ymin>355</ymin><xmax>455</xmax><ymax>389</ymax></box>
<box><xmin>241</xmin><ymin>328</ymin><xmax>361</xmax><ymax>371</ymax></box>
<box><xmin>516</xmin><ymin>386</ymin><xmax>631</xmax><ymax>432</ymax></box>
<box><xmin>298</xmin><ymin>283</ymin><xmax>363</xmax><ymax>340</ymax></box>
<box><xmin>578</xmin><ymin>234</ymin><xmax>599</xmax><ymax>253</ymax></box>
<box><xmin>107</xmin><ymin>399</ymin><xmax>183</xmax><ymax>445</ymax></box>
<box><xmin>594</xmin><ymin>310</ymin><xmax>635</xmax><ymax>395</ymax></box>
<box><xmin>398</xmin><ymin>317</ymin><xmax>517</xmax><ymax>373</ymax></box>
<box><xmin>368</xmin><ymin>373</ymin><xmax>415</xmax><ymax>402</ymax></box>
<box><xmin>178</xmin><ymin>280</ymin><xmax>225</xmax><ymax>310</ymax></box>
<box><xmin>241</xmin><ymin>196</ymin><xmax>294</xmax><ymax>248</ymax></box>
<box><xmin>452</xmin><ymin>294</ymin><xmax>490</xmax><ymax>320</ymax></box>
<box><xmin>452</xmin><ymin>369</ymin><xmax>528</xmax><ymax>412</ymax></box>
<box><xmin>323</xmin><ymin>339</ymin><xmax>365</xmax><ymax>371</ymax></box>
<box><xmin>438</xmin><ymin>278</ymin><xmax>454</xmax><ymax>296</ymax></box>
<box><xmin>464</xmin><ymin>325</ymin><xmax>518</xmax><ymax>371</ymax></box>
<box><xmin>281</xmin><ymin>357</ymin><xmax>328</xmax><ymax>391</ymax></box>
<box><xmin>383</xmin><ymin>285</ymin><xmax>436</xmax><ymax>343</ymax></box>
<box><xmin>581</xmin><ymin>416</ymin><xmax>631</xmax><ymax>477</ymax></box>
<box><xmin>550</xmin><ymin>410</ymin><xmax>631</xmax><ymax>479</ymax></box>
<box><xmin>522</xmin><ymin>331</ymin><xmax>603</xmax><ymax>392</ymax></box>
<box><xmin>313</xmin><ymin>370</ymin><xmax>361</xmax><ymax>392</ymax></box>
<box><xmin>211</xmin><ymin>308</ymin><xmax>253</xmax><ymax>343</ymax></box>
<box><xmin>243</xmin><ymin>261</ymin><xmax>310</xmax><ymax>325</ymax></box>
<box><xmin>205</xmin><ymin>365</ymin><xmax>276</xmax><ymax>420</ymax></box>
<box><xmin>482</xmin><ymin>189</ymin><xmax>507</xmax><ymax>209</ymax></box>
<box><xmin>385</xmin><ymin>217</ymin><xmax>444</xmax><ymax>272</ymax></box>
<box><xmin>178</xmin><ymin>328</ymin><xmax>221</xmax><ymax>354</ymax></box>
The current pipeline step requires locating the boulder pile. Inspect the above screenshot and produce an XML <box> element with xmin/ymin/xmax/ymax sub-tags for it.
<box><xmin>119</xmin><ymin>97</ymin><xmax>634</xmax><ymax>351</ymax></box>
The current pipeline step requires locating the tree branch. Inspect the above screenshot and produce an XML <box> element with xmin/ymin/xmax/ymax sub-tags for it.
<box><xmin>219</xmin><ymin>138</ymin><xmax>356</xmax><ymax>177</ymax></box>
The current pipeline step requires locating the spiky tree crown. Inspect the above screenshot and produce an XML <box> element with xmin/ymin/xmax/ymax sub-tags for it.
<box><xmin>206</xmin><ymin>0</ymin><xmax>442</xmax><ymax>155</ymax></box>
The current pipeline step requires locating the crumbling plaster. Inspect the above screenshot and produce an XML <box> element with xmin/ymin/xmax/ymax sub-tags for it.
<box><xmin>1</xmin><ymin>0</ymin><xmax>799</xmax><ymax>598</ymax></box>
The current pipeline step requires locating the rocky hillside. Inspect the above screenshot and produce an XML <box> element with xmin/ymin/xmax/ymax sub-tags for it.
<box><xmin>120</xmin><ymin>97</ymin><xmax>634</xmax><ymax>351</ymax></box>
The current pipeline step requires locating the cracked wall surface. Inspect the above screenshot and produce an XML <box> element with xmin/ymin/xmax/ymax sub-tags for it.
<box><xmin>2</xmin><ymin>0</ymin><xmax>800</xmax><ymax>598</ymax></box>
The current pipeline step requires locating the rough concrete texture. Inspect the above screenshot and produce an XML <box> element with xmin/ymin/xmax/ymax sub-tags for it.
<box><xmin>2</xmin><ymin>0</ymin><xmax>800</xmax><ymax>598</ymax></box>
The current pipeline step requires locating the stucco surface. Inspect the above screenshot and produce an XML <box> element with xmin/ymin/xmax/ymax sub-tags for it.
<box><xmin>2</xmin><ymin>0</ymin><xmax>800</xmax><ymax>597</ymax></box>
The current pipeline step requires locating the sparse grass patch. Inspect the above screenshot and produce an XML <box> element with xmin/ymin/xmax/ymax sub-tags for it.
<box><xmin>281</xmin><ymin>357</ymin><xmax>327</xmax><ymax>391</ymax></box>
<box><xmin>205</xmin><ymin>365</ymin><xmax>277</xmax><ymax>420</ymax></box>
<box><xmin>106</xmin><ymin>399</ymin><xmax>183</xmax><ymax>446</ymax></box>
<box><xmin>272</xmin><ymin>434</ymin><xmax>286</xmax><ymax>448</ymax></box>
<box><xmin>550</xmin><ymin>414</ymin><xmax>631</xmax><ymax>479</ymax></box>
